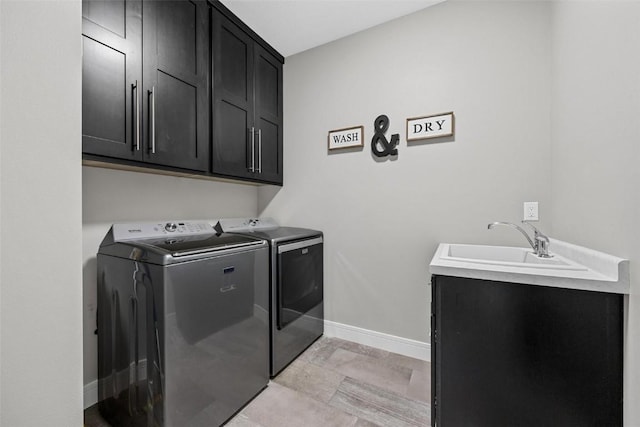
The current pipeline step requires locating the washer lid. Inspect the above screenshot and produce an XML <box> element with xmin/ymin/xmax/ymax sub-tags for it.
<box><xmin>139</xmin><ymin>233</ymin><xmax>263</xmax><ymax>257</ymax></box>
<box><xmin>99</xmin><ymin>221</ymin><xmax>266</xmax><ymax>264</ymax></box>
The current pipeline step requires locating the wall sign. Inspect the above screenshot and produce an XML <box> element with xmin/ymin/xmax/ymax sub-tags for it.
<box><xmin>371</xmin><ymin>114</ymin><xmax>399</xmax><ymax>157</ymax></box>
<box><xmin>328</xmin><ymin>126</ymin><xmax>364</xmax><ymax>151</ymax></box>
<box><xmin>406</xmin><ymin>112</ymin><xmax>455</xmax><ymax>142</ymax></box>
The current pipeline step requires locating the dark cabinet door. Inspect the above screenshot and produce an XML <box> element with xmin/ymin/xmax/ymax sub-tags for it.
<box><xmin>82</xmin><ymin>0</ymin><xmax>143</xmax><ymax>161</ymax></box>
<box><xmin>212</xmin><ymin>11</ymin><xmax>255</xmax><ymax>180</ymax></box>
<box><xmin>143</xmin><ymin>0</ymin><xmax>210</xmax><ymax>172</ymax></box>
<box><xmin>212</xmin><ymin>10</ymin><xmax>283</xmax><ymax>185</ymax></box>
<box><xmin>432</xmin><ymin>275</ymin><xmax>623</xmax><ymax>427</ymax></box>
<box><xmin>254</xmin><ymin>45</ymin><xmax>283</xmax><ymax>185</ymax></box>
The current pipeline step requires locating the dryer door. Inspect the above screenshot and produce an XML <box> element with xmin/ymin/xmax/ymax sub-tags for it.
<box><xmin>277</xmin><ymin>237</ymin><xmax>324</xmax><ymax>329</ymax></box>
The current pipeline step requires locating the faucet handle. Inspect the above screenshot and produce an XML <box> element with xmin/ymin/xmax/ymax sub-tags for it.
<box><xmin>522</xmin><ymin>221</ymin><xmax>552</xmax><ymax>257</ymax></box>
<box><xmin>535</xmin><ymin>235</ymin><xmax>551</xmax><ymax>258</ymax></box>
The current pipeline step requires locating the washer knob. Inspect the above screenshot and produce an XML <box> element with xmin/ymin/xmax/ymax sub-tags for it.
<box><xmin>165</xmin><ymin>222</ymin><xmax>178</xmax><ymax>232</ymax></box>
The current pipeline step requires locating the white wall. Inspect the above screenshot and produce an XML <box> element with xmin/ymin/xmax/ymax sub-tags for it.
<box><xmin>549</xmin><ymin>2</ymin><xmax>640</xmax><ymax>424</ymax></box>
<box><xmin>0</xmin><ymin>1</ymin><xmax>83</xmax><ymax>425</ymax></box>
<box><xmin>260</xmin><ymin>0</ymin><xmax>640</xmax><ymax>422</ymax></box>
<box><xmin>82</xmin><ymin>167</ymin><xmax>258</xmax><ymax>402</ymax></box>
<box><xmin>0</xmin><ymin>2</ymin><xmax>4</xmax><ymax>419</ymax></box>
<box><xmin>259</xmin><ymin>1</ymin><xmax>553</xmax><ymax>342</ymax></box>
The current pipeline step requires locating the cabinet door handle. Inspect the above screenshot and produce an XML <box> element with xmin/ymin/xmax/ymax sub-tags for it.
<box><xmin>248</xmin><ymin>127</ymin><xmax>255</xmax><ymax>172</ymax></box>
<box><xmin>133</xmin><ymin>80</ymin><xmax>140</xmax><ymax>151</ymax></box>
<box><xmin>257</xmin><ymin>128</ymin><xmax>262</xmax><ymax>173</ymax></box>
<box><xmin>149</xmin><ymin>86</ymin><xmax>156</xmax><ymax>154</ymax></box>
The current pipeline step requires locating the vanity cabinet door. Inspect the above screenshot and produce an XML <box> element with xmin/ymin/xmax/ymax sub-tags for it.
<box><xmin>431</xmin><ymin>275</ymin><xmax>623</xmax><ymax>427</ymax></box>
<box><xmin>82</xmin><ymin>0</ymin><xmax>143</xmax><ymax>161</ymax></box>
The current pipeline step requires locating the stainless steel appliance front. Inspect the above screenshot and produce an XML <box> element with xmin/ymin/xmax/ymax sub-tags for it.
<box><xmin>97</xmin><ymin>222</ymin><xmax>269</xmax><ymax>426</ymax></box>
<box><xmin>215</xmin><ymin>218</ymin><xmax>324</xmax><ymax>376</ymax></box>
<box><xmin>277</xmin><ymin>237</ymin><xmax>323</xmax><ymax>329</ymax></box>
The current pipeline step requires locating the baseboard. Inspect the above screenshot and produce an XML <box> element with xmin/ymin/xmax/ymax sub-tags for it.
<box><xmin>323</xmin><ymin>320</ymin><xmax>430</xmax><ymax>362</ymax></box>
<box><xmin>84</xmin><ymin>379</ymin><xmax>98</xmax><ymax>409</ymax></box>
<box><xmin>84</xmin><ymin>321</ymin><xmax>431</xmax><ymax>409</ymax></box>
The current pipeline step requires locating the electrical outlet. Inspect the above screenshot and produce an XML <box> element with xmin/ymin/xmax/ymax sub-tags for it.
<box><xmin>523</xmin><ymin>202</ymin><xmax>539</xmax><ymax>221</ymax></box>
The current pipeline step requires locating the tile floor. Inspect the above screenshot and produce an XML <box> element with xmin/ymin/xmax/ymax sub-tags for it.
<box><xmin>84</xmin><ymin>336</ymin><xmax>431</xmax><ymax>427</ymax></box>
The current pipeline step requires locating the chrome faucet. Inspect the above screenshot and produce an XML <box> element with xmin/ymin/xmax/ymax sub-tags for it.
<box><xmin>488</xmin><ymin>221</ymin><xmax>551</xmax><ymax>258</ymax></box>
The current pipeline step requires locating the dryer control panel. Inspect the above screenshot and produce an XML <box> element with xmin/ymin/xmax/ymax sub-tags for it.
<box><xmin>215</xmin><ymin>218</ymin><xmax>279</xmax><ymax>233</ymax></box>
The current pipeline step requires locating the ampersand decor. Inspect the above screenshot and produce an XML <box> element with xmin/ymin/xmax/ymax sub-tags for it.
<box><xmin>371</xmin><ymin>115</ymin><xmax>399</xmax><ymax>158</ymax></box>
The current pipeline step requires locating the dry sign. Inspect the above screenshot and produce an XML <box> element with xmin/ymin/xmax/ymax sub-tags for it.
<box><xmin>406</xmin><ymin>112</ymin><xmax>455</xmax><ymax>142</ymax></box>
<box><xmin>328</xmin><ymin>126</ymin><xmax>364</xmax><ymax>151</ymax></box>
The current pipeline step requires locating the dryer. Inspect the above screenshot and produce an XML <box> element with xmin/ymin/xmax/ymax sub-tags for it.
<box><xmin>215</xmin><ymin>218</ymin><xmax>324</xmax><ymax>376</ymax></box>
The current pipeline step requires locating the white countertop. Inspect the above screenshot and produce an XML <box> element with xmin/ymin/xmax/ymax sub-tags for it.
<box><xmin>429</xmin><ymin>238</ymin><xmax>629</xmax><ymax>294</ymax></box>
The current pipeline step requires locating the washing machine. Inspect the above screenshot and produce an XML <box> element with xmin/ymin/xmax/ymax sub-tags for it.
<box><xmin>215</xmin><ymin>218</ymin><xmax>324</xmax><ymax>376</ymax></box>
<box><xmin>97</xmin><ymin>221</ymin><xmax>269</xmax><ymax>426</ymax></box>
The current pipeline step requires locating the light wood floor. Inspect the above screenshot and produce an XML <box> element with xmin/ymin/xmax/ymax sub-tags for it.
<box><xmin>84</xmin><ymin>336</ymin><xmax>431</xmax><ymax>427</ymax></box>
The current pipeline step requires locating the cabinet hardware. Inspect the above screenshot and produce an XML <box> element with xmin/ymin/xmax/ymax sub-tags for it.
<box><xmin>149</xmin><ymin>86</ymin><xmax>156</xmax><ymax>154</ymax></box>
<box><xmin>249</xmin><ymin>127</ymin><xmax>256</xmax><ymax>172</ymax></box>
<box><xmin>257</xmin><ymin>128</ymin><xmax>262</xmax><ymax>173</ymax></box>
<box><xmin>133</xmin><ymin>80</ymin><xmax>140</xmax><ymax>151</ymax></box>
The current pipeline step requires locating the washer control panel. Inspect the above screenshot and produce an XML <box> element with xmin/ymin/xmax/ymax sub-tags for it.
<box><xmin>112</xmin><ymin>221</ymin><xmax>213</xmax><ymax>241</ymax></box>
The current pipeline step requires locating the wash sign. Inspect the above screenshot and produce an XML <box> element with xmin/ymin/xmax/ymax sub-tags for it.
<box><xmin>406</xmin><ymin>112</ymin><xmax>455</xmax><ymax>142</ymax></box>
<box><xmin>328</xmin><ymin>126</ymin><xmax>364</xmax><ymax>151</ymax></box>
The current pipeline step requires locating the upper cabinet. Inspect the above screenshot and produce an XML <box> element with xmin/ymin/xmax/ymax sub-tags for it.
<box><xmin>82</xmin><ymin>0</ymin><xmax>284</xmax><ymax>185</ymax></box>
<box><xmin>82</xmin><ymin>0</ymin><xmax>143</xmax><ymax>161</ymax></box>
<box><xmin>212</xmin><ymin>9</ymin><xmax>283</xmax><ymax>185</ymax></box>
<box><xmin>142</xmin><ymin>0</ymin><xmax>210</xmax><ymax>171</ymax></box>
<box><xmin>253</xmin><ymin>45</ymin><xmax>284</xmax><ymax>184</ymax></box>
<box><xmin>82</xmin><ymin>0</ymin><xmax>209</xmax><ymax>172</ymax></box>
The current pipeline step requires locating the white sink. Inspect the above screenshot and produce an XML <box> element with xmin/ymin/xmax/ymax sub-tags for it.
<box><xmin>444</xmin><ymin>244</ymin><xmax>586</xmax><ymax>270</ymax></box>
<box><xmin>429</xmin><ymin>240</ymin><xmax>629</xmax><ymax>294</ymax></box>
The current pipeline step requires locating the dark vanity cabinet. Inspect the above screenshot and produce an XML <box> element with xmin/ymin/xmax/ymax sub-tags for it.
<box><xmin>431</xmin><ymin>275</ymin><xmax>623</xmax><ymax>427</ymax></box>
<box><xmin>82</xmin><ymin>0</ymin><xmax>284</xmax><ymax>184</ymax></box>
<box><xmin>211</xmin><ymin>9</ymin><xmax>283</xmax><ymax>185</ymax></box>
